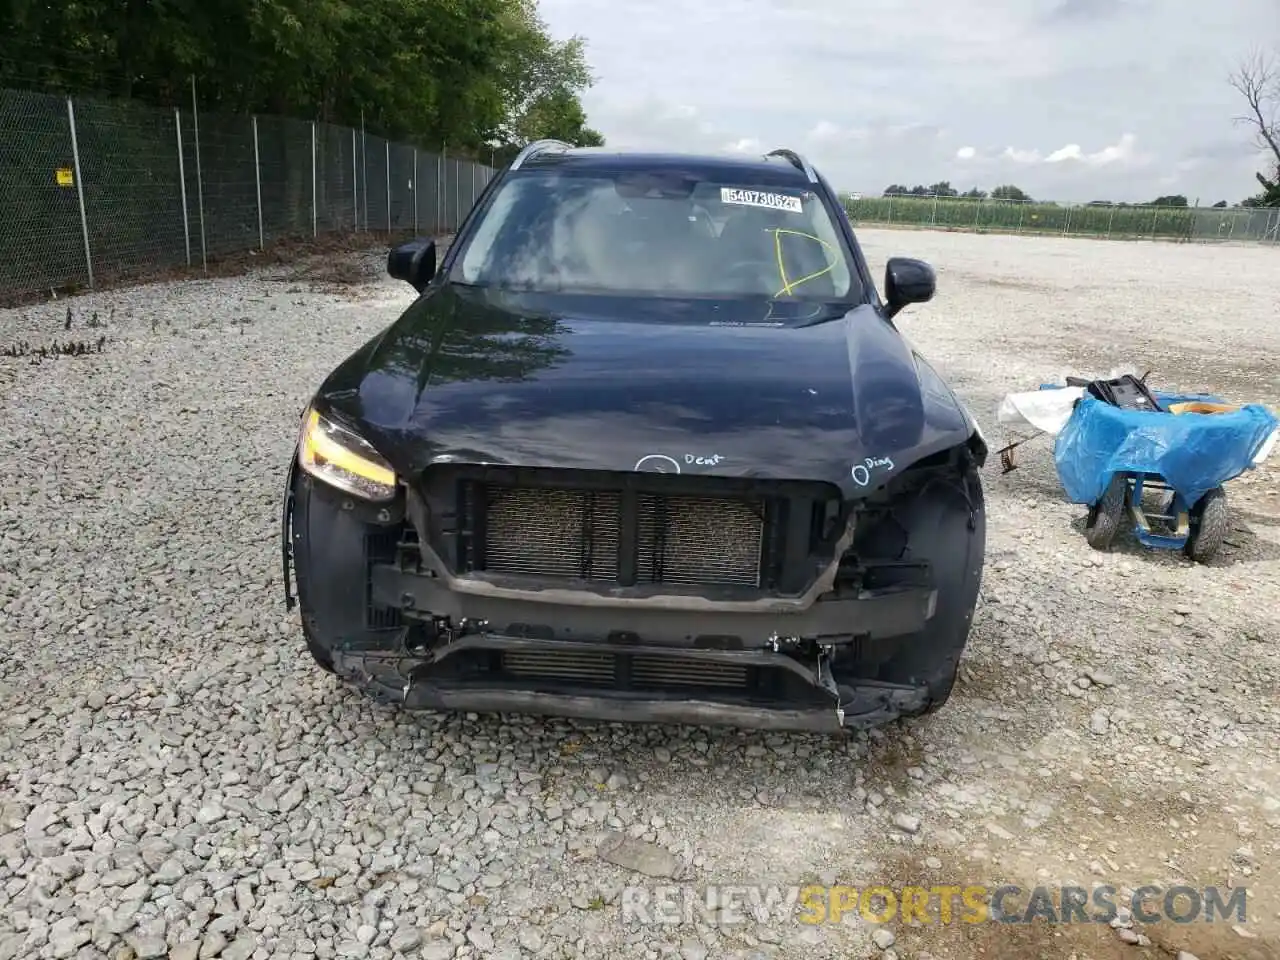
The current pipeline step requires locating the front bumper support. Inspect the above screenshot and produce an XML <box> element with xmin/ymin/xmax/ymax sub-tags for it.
<box><xmin>370</xmin><ymin>565</ymin><xmax>936</xmax><ymax>648</ymax></box>
<box><xmin>329</xmin><ymin>629</ymin><xmax>930</xmax><ymax>734</ymax></box>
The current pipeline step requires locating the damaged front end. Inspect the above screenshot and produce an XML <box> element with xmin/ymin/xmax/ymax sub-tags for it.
<box><xmin>285</xmin><ymin>447</ymin><xmax>984</xmax><ymax>732</ymax></box>
<box><xmin>333</xmin><ymin>627</ymin><xmax>931</xmax><ymax>733</ymax></box>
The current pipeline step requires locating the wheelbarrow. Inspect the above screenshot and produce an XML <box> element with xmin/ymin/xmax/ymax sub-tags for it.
<box><xmin>997</xmin><ymin>373</ymin><xmax>1279</xmax><ymax>563</ymax></box>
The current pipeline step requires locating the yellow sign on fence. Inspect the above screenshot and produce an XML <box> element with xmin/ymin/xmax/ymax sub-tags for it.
<box><xmin>55</xmin><ymin>168</ymin><xmax>74</xmax><ymax>187</ymax></box>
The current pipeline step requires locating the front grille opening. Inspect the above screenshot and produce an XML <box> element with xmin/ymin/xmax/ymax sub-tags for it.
<box><xmin>425</xmin><ymin>468</ymin><xmax>847</xmax><ymax>596</ymax></box>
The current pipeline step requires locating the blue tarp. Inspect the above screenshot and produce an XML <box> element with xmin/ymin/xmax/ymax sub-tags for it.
<box><xmin>1053</xmin><ymin>392</ymin><xmax>1280</xmax><ymax>508</ymax></box>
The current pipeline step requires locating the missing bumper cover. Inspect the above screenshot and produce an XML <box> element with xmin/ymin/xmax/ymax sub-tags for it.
<box><xmin>329</xmin><ymin>630</ymin><xmax>928</xmax><ymax>733</ymax></box>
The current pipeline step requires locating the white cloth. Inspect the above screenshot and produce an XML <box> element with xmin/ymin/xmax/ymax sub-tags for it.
<box><xmin>997</xmin><ymin>387</ymin><xmax>1085</xmax><ymax>437</ymax></box>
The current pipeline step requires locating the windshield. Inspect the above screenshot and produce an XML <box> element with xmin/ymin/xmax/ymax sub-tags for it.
<box><xmin>449</xmin><ymin>168</ymin><xmax>859</xmax><ymax>301</ymax></box>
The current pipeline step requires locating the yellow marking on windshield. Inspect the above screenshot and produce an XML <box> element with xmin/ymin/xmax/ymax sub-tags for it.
<box><xmin>770</xmin><ymin>228</ymin><xmax>837</xmax><ymax>297</ymax></box>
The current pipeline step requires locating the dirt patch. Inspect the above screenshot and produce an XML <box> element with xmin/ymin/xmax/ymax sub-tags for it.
<box><xmin>868</xmin><ymin>834</ymin><xmax>1279</xmax><ymax>960</ymax></box>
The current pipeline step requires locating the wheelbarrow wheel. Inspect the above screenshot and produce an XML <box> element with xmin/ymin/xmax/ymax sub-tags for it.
<box><xmin>1084</xmin><ymin>474</ymin><xmax>1128</xmax><ymax>551</ymax></box>
<box><xmin>1185</xmin><ymin>486</ymin><xmax>1229</xmax><ymax>563</ymax></box>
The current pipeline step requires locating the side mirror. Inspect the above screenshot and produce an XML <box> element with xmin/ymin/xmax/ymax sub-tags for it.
<box><xmin>883</xmin><ymin>257</ymin><xmax>935</xmax><ymax>319</ymax></box>
<box><xmin>387</xmin><ymin>238</ymin><xmax>437</xmax><ymax>292</ymax></box>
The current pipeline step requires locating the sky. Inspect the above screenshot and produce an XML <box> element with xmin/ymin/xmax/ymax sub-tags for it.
<box><xmin>536</xmin><ymin>0</ymin><xmax>1280</xmax><ymax>205</ymax></box>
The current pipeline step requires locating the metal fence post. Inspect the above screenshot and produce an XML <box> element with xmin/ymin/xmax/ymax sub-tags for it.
<box><xmin>440</xmin><ymin>145</ymin><xmax>446</xmax><ymax>230</ymax></box>
<box><xmin>351</xmin><ymin>129</ymin><xmax>358</xmax><ymax>231</ymax></box>
<box><xmin>1106</xmin><ymin>205</ymin><xmax>1115</xmax><ymax>240</ymax></box>
<box><xmin>413</xmin><ymin>149</ymin><xmax>419</xmax><ymax>234</ymax></box>
<box><xmin>455</xmin><ymin>159</ymin><xmax>460</xmax><ymax>229</ymax></box>
<box><xmin>385</xmin><ymin>140</ymin><xmax>391</xmax><ymax>234</ymax></box>
<box><xmin>361</xmin><ymin>113</ymin><xmax>368</xmax><ymax>232</ymax></box>
<box><xmin>65</xmin><ymin>96</ymin><xmax>94</xmax><ymax>289</ymax></box>
<box><xmin>175</xmin><ymin>108</ymin><xmax>191</xmax><ymax>267</ymax></box>
<box><xmin>252</xmin><ymin>116</ymin><xmax>264</xmax><ymax>250</ymax></box>
<box><xmin>190</xmin><ymin>77</ymin><xmax>208</xmax><ymax>272</ymax></box>
<box><xmin>311</xmin><ymin>121</ymin><xmax>318</xmax><ymax>237</ymax></box>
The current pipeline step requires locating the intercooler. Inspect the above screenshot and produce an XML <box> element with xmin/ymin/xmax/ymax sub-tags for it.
<box><xmin>501</xmin><ymin>649</ymin><xmax>751</xmax><ymax>689</ymax></box>
<box><xmin>476</xmin><ymin>482</ymin><xmax>768</xmax><ymax>587</ymax></box>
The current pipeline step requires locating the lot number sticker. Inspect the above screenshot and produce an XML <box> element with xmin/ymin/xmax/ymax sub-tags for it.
<box><xmin>721</xmin><ymin>187</ymin><xmax>803</xmax><ymax>213</ymax></box>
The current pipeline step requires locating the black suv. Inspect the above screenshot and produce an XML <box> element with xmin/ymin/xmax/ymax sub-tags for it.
<box><xmin>281</xmin><ymin>140</ymin><xmax>987</xmax><ymax>733</ymax></box>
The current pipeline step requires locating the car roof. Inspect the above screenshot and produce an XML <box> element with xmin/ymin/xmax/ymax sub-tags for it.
<box><xmin>515</xmin><ymin>144</ymin><xmax>819</xmax><ymax>188</ymax></box>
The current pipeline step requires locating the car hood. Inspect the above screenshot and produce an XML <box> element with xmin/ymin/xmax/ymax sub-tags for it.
<box><xmin>315</xmin><ymin>283</ymin><xmax>973</xmax><ymax>497</ymax></box>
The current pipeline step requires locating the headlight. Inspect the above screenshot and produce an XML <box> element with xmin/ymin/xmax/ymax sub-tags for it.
<box><xmin>297</xmin><ymin>407</ymin><xmax>397</xmax><ymax>502</ymax></box>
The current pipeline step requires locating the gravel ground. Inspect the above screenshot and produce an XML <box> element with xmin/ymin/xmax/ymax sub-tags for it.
<box><xmin>1</xmin><ymin>230</ymin><xmax>1278</xmax><ymax>960</ymax></box>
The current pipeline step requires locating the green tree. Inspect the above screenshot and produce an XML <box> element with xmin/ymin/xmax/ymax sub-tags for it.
<box><xmin>1151</xmin><ymin>195</ymin><xmax>1188</xmax><ymax>207</ymax></box>
<box><xmin>991</xmin><ymin>184</ymin><xmax>1031</xmax><ymax>202</ymax></box>
<box><xmin>489</xmin><ymin>0</ymin><xmax>602</xmax><ymax>155</ymax></box>
<box><xmin>0</xmin><ymin>0</ymin><xmax>601</xmax><ymax>161</ymax></box>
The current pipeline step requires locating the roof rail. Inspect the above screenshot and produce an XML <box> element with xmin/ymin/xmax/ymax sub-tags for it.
<box><xmin>765</xmin><ymin>148</ymin><xmax>819</xmax><ymax>184</ymax></box>
<box><xmin>509</xmin><ymin>139</ymin><xmax>574</xmax><ymax>171</ymax></box>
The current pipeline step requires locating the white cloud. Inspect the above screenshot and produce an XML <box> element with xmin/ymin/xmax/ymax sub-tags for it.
<box><xmin>1002</xmin><ymin>146</ymin><xmax>1043</xmax><ymax>164</ymax></box>
<box><xmin>1000</xmin><ymin>133</ymin><xmax>1146</xmax><ymax>168</ymax></box>
<box><xmin>538</xmin><ymin>0</ymin><xmax>1280</xmax><ymax>203</ymax></box>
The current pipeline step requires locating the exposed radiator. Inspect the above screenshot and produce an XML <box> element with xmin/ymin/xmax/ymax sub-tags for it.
<box><xmin>479</xmin><ymin>482</ymin><xmax>765</xmax><ymax>587</ymax></box>
<box><xmin>483</xmin><ymin>486</ymin><xmax>622</xmax><ymax>580</ymax></box>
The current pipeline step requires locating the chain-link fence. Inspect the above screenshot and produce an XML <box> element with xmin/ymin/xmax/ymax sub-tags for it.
<box><xmin>0</xmin><ymin>85</ymin><xmax>497</xmax><ymax>301</ymax></box>
<box><xmin>842</xmin><ymin>192</ymin><xmax>1280</xmax><ymax>244</ymax></box>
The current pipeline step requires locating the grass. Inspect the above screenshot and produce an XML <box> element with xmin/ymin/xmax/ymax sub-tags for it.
<box><xmin>839</xmin><ymin>194</ymin><xmax>1278</xmax><ymax>243</ymax></box>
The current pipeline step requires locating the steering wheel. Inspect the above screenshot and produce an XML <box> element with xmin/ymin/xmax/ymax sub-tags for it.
<box><xmin>724</xmin><ymin>259</ymin><xmax>778</xmax><ymax>286</ymax></box>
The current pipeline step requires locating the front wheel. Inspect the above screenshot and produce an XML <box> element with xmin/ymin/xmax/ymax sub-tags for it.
<box><xmin>1084</xmin><ymin>473</ymin><xmax>1128</xmax><ymax>551</ymax></box>
<box><xmin>1184</xmin><ymin>486</ymin><xmax>1229</xmax><ymax>563</ymax></box>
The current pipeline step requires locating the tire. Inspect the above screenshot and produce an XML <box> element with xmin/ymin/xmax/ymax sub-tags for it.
<box><xmin>872</xmin><ymin>460</ymin><xmax>987</xmax><ymax>717</ymax></box>
<box><xmin>1084</xmin><ymin>473</ymin><xmax>1128</xmax><ymax>551</ymax></box>
<box><xmin>1184</xmin><ymin>486</ymin><xmax>1229</xmax><ymax>563</ymax></box>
